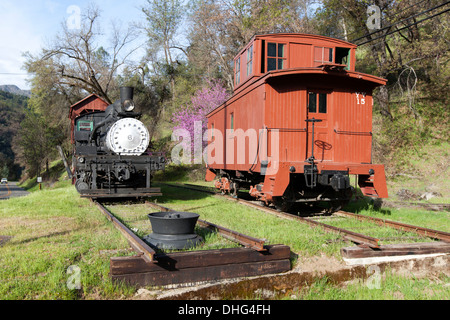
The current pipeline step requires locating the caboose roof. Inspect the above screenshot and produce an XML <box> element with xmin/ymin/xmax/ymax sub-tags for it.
<box><xmin>235</xmin><ymin>33</ymin><xmax>357</xmax><ymax>57</ymax></box>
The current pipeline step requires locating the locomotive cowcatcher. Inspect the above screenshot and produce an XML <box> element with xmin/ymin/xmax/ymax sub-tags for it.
<box><xmin>70</xmin><ymin>87</ymin><xmax>165</xmax><ymax>198</ymax></box>
<box><xmin>205</xmin><ymin>33</ymin><xmax>388</xmax><ymax>211</ymax></box>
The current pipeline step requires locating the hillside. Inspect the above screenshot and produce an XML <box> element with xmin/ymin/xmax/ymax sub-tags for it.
<box><xmin>0</xmin><ymin>90</ymin><xmax>28</xmax><ymax>180</ymax></box>
<box><xmin>0</xmin><ymin>85</ymin><xmax>31</xmax><ymax>98</ymax></box>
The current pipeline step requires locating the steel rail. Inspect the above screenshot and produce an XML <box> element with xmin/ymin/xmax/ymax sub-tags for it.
<box><xmin>197</xmin><ymin>219</ymin><xmax>266</xmax><ymax>251</ymax></box>
<box><xmin>94</xmin><ymin>200</ymin><xmax>156</xmax><ymax>262</ymax></box>
<box><xmin>162</xmin><ymin>183</ymin><xmax>381</xmax><ymax>248</ymax></box>
<box><xmin>224</xmin><ymin>194</ymin><xmax>380</xmax><ymax>248</ymax></box>
<box><xmin>169</xmin><ymin>183</ymin><xmax>450</xmax><ymax>245</ymax></box>
<box><xmin>336</xmin><ymin>210</ymin><xmax>450</xmax><ymax>243</ymax></box>
<box><xmin>145</xmin><ymin>200</ymin><xmax>266</xmax><ymax>251</ymax></box>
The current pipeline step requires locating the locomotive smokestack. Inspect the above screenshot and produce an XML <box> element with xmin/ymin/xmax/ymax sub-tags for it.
<box><xmin>120</xmin><ymin>86</ymin><xmax>134</xmax><ymax>104</ymax></box>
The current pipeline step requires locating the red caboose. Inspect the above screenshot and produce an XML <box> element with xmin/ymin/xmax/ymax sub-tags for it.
<box><xmin>205</xmin><ymin>33</ymin><xmax>388</xmax><ymax>211</ymax></box>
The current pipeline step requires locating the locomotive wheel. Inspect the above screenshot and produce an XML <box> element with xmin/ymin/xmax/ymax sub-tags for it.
<box><xmin>75</xmin><ymin>180</ymin><xmax>89</xmax><ymax>192</ymax></box>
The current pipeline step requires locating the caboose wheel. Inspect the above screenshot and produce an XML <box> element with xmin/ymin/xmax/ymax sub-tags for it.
<box><xmin>230</xmin><ymin>182</ymin><xmax>239</xmax><ymax>198</ymax></box>
<box><xmin>273</xmin><ymin>197</ymin><xmax>293</xmax><ymax>212</ymax></box>
<box><xmin>327</xmin><ymin>200</ymin><xmax>349</xmax><ymax>213</ymax></box>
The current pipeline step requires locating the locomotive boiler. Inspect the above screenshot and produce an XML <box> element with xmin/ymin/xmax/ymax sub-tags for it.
<box><xmin>205</xmin><ymin>33</ymin><xmax>388</xmax><ymax>211</ymax></box>
<box><xmin>70</xmin><ymin>87</ymin><xmax>165</xmax><ymax>198</ymax></box>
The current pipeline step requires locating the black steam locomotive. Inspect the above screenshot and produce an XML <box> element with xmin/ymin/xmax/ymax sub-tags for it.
<box><xmin>72</xmin><ymin>87</ymin><xmax>165</xmax><ymax>198</ymax></box>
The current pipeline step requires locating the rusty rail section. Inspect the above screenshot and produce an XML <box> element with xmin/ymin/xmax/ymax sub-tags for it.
<box><xmin>229</xmin><ymin>195</ymin><xmax>380</xmax><ymax>248</ymax></box>
<box><xmin>197</xmin><ymin>219</ymin><xmax>266</xmax><ymax>251</ymax></box>
<box><xmin>94</xmin><ymin>201</ymin><xmax>156</xmax><ymax>262</ymax></box>
<box><xmin>95</xmin><ymin>198</ymin><xmax>289</xmax><ymax>287</ymax></box>
<box><xmin>163</xmin><ymin>183</ymin><xmax>380</xmax><ymax>248</ymax></box>
<box><xmin>336</xmin><ymin>210</ymin><xmax>450</xmax><ymax>242</ymax></box>
<box><xmin>167</xmin><ymin>183</ymin><xmax>450</xmax><ymax>247</ymax></box>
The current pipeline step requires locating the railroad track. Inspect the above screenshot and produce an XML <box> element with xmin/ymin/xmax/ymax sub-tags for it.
<box><xmin>162</xmin><ymin>182</ymin><xmax>450</xmax><ymax>248</ymax></box>
<box><xmin>93</xmin><ymin>199</ymin><xmax>291</xmax><ymax>287</ymax></box>
<box><xmin>93</xmin><ymin>184</ymin><xmax>449</xmax><ymax>286</ymax></box>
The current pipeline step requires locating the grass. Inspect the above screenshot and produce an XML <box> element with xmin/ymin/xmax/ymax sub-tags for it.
<box><xmin>0</xmin><ymin>175</ymin><xmax>134</xmax><ymax>299</ymax></box>
<box><xmin>287</xmin><ymin>272</ymin><xmax>450</xmax><ymax>300</ymax></box>
<box><xmin>0</xmin><ymin>163</ymin><xmax>449</xmax><ymax>299</ymax></box>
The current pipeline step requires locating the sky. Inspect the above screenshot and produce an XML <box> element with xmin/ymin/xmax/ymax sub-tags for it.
<box><xmin>0</xmin><ymin>0</ymin><xmax>150</xmax><ymax>90</ymax></box>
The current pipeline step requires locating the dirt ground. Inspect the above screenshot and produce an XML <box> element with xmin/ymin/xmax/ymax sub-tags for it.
<box><xmin>130</xmin><ymin>252</ymin><xmax>449</xmax><ymax>300</ymax></box>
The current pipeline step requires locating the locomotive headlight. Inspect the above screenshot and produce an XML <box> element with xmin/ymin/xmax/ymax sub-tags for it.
<box><xmin>78</xmin><ymin>157</ymin><xmax>85</xmax><ymax>163</ymax></box>
<box><xmin>122</xmin><ymin>99</ymin><xmax>135</xmax><ymax>112</ymax></box>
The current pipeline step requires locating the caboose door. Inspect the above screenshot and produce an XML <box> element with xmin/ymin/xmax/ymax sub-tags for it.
<box><xmin>306</xmin><ymin>91</ymin><xmax>332</xmax><ymax>162</ymax></box>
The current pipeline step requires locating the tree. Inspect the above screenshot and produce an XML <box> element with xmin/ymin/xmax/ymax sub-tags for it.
<box><xmin>187</xmin><ymin>0</ymin><xmax>318</xmax><ymax>91</ymax></box>
<box><xmin>142</xmin><ymin>0</ymin><xmax>185</xmax><ymax>66</ymax></box>
<box><xmin>171</xmin><ymin>80</ymin><xmax>229</xmax><ymax>161</ymax></box>
<box><xmin>316</xmin><ymin>0</ymin><xmax>449</xmax><ymax>122</ymax></box>
<box><xmin>12</xmin><ymin>106</ymin><xmax>67</xmax><ymax>179</ymax></box>
<box><xmin>24</xmin><ymin>5</ymin><xmax>139</xmax><ymax>104</ymax></box>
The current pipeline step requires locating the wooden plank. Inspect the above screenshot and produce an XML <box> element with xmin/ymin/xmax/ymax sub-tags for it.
<box><xmin>111</xmin><ymin>259</ymin><xmax>291</xmax><ymax>287</ymax></box>
<box><xmin>341</xmin><ymin>241</ymin><xmax>450</xmax><ymax>259</ymax></box>
<box><xmin>110</xmin><ymin>244</ymin><xmax>290</xmax><ymax>275</ymax></box>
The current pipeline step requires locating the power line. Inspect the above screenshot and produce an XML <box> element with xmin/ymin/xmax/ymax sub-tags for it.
<box><xmin>344</xmin><ymin>0</ymin><xmax>430</xmax><ymax>39</ymax></box>
<box><xmin>351</xmin><ymin>0</ymin><xmax>450</xmax><ymax>43</ymax></box>
<box><xmin>357</xmin><ymin>6</ymin><xmax>450</xmax><ymax>46</ymax></box>
<box><xmin>0</xmin><ymin>73</ymin><xmax>29</xmax><ymax>75</ymax></box>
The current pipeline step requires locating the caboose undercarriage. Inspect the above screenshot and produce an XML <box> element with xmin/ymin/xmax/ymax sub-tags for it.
<box><xmin>208</xmin><ymin>161</ymin><xmax>387</xmax><ymax>212</ymax></box>
<box><xmin>74</xmin><ymin>154</ymin><xmax>165</xmax><ymax>198</ymax></box>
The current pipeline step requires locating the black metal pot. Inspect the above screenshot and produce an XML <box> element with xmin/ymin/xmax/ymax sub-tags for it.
<box><xmin>144</xmin><ymin>211</ymin><xmax>203</xmax><ymax>250</ymax></box>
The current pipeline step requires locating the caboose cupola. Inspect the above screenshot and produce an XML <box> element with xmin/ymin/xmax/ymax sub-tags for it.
<box><xmin>232</xmin><ymin>33</ymin><xmax>357</xmax><ymax>92</ymax></box>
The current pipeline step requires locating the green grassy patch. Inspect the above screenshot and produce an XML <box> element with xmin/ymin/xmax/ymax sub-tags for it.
<box><xmin>0</xmin><ymin>185</ymin><xmax>134</xmax><ymax>299</ymax></box>
<box><xmin>1</xmin><ymin>165</ymin><xmax>449</xmax><ymax>299</ymax></box>
<box><xmin>287</xmin><ymin>272</ymin><xmax>450</xmax><ymax>300</ymax></box>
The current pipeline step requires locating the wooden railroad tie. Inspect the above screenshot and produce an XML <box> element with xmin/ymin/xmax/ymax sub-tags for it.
<box><xmin>110</xmin><ymin>244</ymin><xmax>291</xmax><ymax>287</ymax></box>
<box><xmin>341</xmin><ymin>241</ymin><xmax>450</xmax><ymax>259</ymax></box>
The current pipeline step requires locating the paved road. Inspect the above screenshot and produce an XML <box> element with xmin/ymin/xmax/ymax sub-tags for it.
<box><xmin>0</xmin><ymin>182</ymin><xmax>30</xmax><ymax>200</ymax></box>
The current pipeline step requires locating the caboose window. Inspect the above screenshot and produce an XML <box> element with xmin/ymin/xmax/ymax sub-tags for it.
<box><xmin>308</xmin><ymin>92</ymin><xmax>327</xmax><ymax>114</ymax></box>
<box><xmin>308</xmin><ymin>93</ymin><xmax>317</xmax><ymax>113</ymax></box>
<box><xmin>267</xmin><ymin>42</ymin><xmax>286</xmax><ymax>72</ymax></box>
<box><xmin>335</xmin><ymin>47</ymin><xmax>350</xmax><ymax>69</ymax></box>
<box><xmin>230</xmin><ymin>113</ymin><xmax>234</xmax><ymax>133</ymax></box>
<box><xmin>314</xmin><ymin>46</ymin><xmax>333</xmax><ymax>65</ymax></box>
<box><xmin>246</xmin><ymin>44</ymin><xmax>253</xmax><ymax>76</ymax></box>
<box><xmin>235</xmin><ymin>57</ymin><xmax>241</xmax><ymax>85</ymax></box>
<box><xmin>318</xmin><ymin>93</ymin><xmax>327</xmax><ymax>113</ymax></box>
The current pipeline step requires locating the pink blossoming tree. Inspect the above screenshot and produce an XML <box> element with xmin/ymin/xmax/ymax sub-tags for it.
<box><xmin>171</xmin><ymin>80</ymin><xmax>229</xmax><ymax>163</ymax></box>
